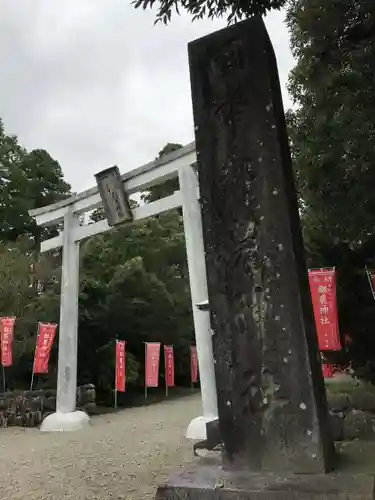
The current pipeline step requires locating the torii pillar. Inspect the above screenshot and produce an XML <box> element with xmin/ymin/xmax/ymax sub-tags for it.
<box><xmin>179</xmin><ymin>165</ymin><xmax>219</xmax><ymax>440</ymax></box>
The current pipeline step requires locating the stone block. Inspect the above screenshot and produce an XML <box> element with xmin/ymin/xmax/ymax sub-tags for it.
<box><xmin>83</xmin><ymin>403</ymin><xmax>97</xmax><ymax>415</ymax></box>
<box><xmin>31</xmin><ymin>389</ymin><xmax>45</xmax><ymax>399</ymax></box>
<box><xmin>327</xmin><ymin>393</ymin><xmax>350</xmax><ymax>413</ymax></box>
<box><xmin>30</xmin><ymin>396</ymin><xmax>43</xmax><ymax>411</ymax></box>
<box><xmin>81</xmin><ymin>384</ymin><xmax>96</xmax><ymax>404</ymax></box>
<box><xmin>36</xmin><ymin>410</ymin><xmax>43</xmax><ymax>425</ymax></box>
<box><xmin>329</xmin><ymin>413</ymin><xmax>343</xmax><ymax>441</ymax></box>
<box><xmin>43</xmin><ymin>390</ymin><xmax>56</xmax><ymax>399</ymax></box>
<box><xmin>343</xmin><ymin>410</ymin><xmax>375</xmax><ymax>440</ymax></box>
<box><xmin>14</xmin><ymin>415</ymin><xmax>23</xmax><ymax>426</ymax></box>
<box><xmin>155</xmin><ymin>460</ymin><xmax>375</xmax><ymax>500</ymax></box>
<box><xmin>0</xmin><ymin>385</ymin><xmax>96</xmax><ymax>429</ymax></box>
<box><xmin>23</xmin><ymin>411</ymin><xmax>35</xmax><ymax>427</ymax></box>
<box><xmin>188</xmin><ymin>14</ymin><xmax>333</xmax><ymax>473</ymax></box>
<box><xmin>0</xmin><ymin>411</ymin><xmax>7</xmax><ymax>427</ymax></box>
<box><xmin>9</xmin><ymin>395</ymin><xmax>23</xmax><ymax>412</ymax></box>
<box><xmin>0</xmin><ymin>396</ymin><xmax>8</xmax><ymax>410</ymax></box>
<box><xmin>350</xmin><ymin>391</ymin><xmax>375</xmax><ymax>412</ymax></box>
<box><xmin>43</xmin><ymin>396</ymin><xmax>56</xmax><ymax>411</ymax></box>
<box><xmin>76</xmin><ymin>386</ymin><xmax>83</xmax><ymax>406</ymax></box>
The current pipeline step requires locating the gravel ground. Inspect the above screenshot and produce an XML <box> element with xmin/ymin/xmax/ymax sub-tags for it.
<box><xmin>0</xmin><ymin>393</ymin><xmax>201</xmax><ymax>500</ymax></box>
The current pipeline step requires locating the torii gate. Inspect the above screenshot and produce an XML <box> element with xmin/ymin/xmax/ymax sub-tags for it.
<box><xmin>29</xmin><ymin>142</ymin><xmax>217</xmax><ymax>437</ymax></box>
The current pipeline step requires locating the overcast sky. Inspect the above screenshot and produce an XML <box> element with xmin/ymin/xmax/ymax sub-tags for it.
<box><xmin>0</xmin><ymin>1</ymin><xmax>295</xmax><ymax>192</ymax></box>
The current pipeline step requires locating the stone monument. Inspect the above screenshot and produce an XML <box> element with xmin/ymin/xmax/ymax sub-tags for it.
<box><xmin>155</xmin><ymin>16</ymin><xmax>375</xmax><ymax>500</ymax></box>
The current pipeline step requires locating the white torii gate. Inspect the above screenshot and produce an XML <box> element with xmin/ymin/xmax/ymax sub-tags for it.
<box><xmin>29</xmin><ymin>142</ymin><xmax>217</xmax><ymax>437</ymax></box>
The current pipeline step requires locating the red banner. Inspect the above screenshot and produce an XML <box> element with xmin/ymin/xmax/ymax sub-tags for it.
<box><xmin>116</xmin><ymin>340</ymin><xmax>126</xmax><ymax>392</ymax></box>
<box><xmin>145</xmin><ymin>342</ymin><xmax>161</xmax><ymax>387</ymax></box>
<box><xmin>0</xmin><ymin>317</ymin><xmax>16</xmax><ymax>367</ymax></box>
<box><xmin>164</xmin><ymin>345</ymin><xmax>175</xmax><ymax>388</ymax></box>
<box><xmin>190</xmin><ymin>345</ymin><xmax>199</xmax><ymax>383</ymax></box>
<box><xmin>322</xmin><ymin>364</ymin><xmax>333</xmax><ymax>378</ymax></box>
<box><xmin>308</xmin><ymin>269</ymin><xmax>341</xmax><ymax>351</ymax></box>
<box><xmin>34</xmin><ymin>323</ymin><xmax>57</xmax><ymax>374</ymax></box>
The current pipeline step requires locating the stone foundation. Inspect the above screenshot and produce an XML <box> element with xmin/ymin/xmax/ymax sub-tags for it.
<box><xmin>328</xmin><ymin>391</ymin><xmax>375</xmax><ymax>441</ymax></box>
<box><xmin>0</xmin><ymin>384</ymin><xmax>96</xmax><ymax>428</ymax></box>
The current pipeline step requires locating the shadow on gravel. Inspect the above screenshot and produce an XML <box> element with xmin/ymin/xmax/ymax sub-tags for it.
<box><xmin>94</xmin><ymin>387</ymin><xmax>200</xmax><ymax>416</ymax></box>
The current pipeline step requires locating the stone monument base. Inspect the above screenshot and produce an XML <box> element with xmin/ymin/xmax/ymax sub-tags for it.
<box><xmin>40</xmin><ymin>410</ymin><xmax>90</xmax><ymax>432</ymax></box>
<box><xmin>156</xmin><ymin>443</ymin><xmax>375</xmax><ymax>500</ymax></box>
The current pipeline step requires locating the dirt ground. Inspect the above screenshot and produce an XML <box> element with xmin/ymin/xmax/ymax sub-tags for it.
<box><xmin>0</xmin><ymin>393</ymin><xmax>201</xmax><ymax>500</ymax></box>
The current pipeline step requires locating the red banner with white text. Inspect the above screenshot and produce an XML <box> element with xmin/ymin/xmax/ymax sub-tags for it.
<box><xmin>366</xmin><ymin>269</ymin><xmax>375</xmax><ymax>300</ymax></box>
<box><xmin>164</xmin><ymin>345</ymin><xmax>175</xmax><ymax>388</ymax></box>
<box><xmin>116</xmin><ymin>340</ymin><xmax>126</xmax><ymax>392</ymax></box>
<box><xmin>0</xmin><ymin>317</ymin><xmax>16</xmax><ymax>367</ymax></box>
<box><xmin>145</xmin><ymin>342</ymin><xmax>161</xmax><ymax>387</ymax></box>
<box><xmin>34</xmin><ymin>323</ymin><xmax>57</xmax><ymax>374</ymax></box>
<box><xmin>190</xmin><ymin>345</ymin><xmax>199</xmax><ymax>383</ymax></box>
<box><xmin>322</xmin><ymin>364</ymin><xmax>333</xmax><ymax>378</ymax></box>
<box><xmin>308</xmin><ymin>269</ymin><xmax>341</xmax><ymax>351</ymax></box>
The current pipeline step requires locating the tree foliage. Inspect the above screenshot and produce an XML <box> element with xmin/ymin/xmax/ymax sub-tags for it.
<box><xmin>0</xmin><ymin>239</ymin><xmax>61</xmax><ymax>387</ymax></box>
<box><xmin>286</xmin><ymin>0</ymin><xmax>375</xmax><ymax>377</ymax></box>
<box><xmin>132</xmin><ymin>0</ymin><xmax>286</xmax><ymax>25</ymax></box>
<box><xmin>0</xmin><ymin>120</ymin><xmax>71</xmax><ymax>247</ymax></box>
<box><xmin>287</xmin><ymin>0</ymin><xmax>375</xmax><ymax>247</ymax></box>
<box><xmin>79</xmin><ymin>209</ymin><xmax>192</xmax><ymax>390</ymax></box>
<box><xmin>142</xmin><ymin>143</ymin><xmax>181</xmax><ymax>203</ymax></box>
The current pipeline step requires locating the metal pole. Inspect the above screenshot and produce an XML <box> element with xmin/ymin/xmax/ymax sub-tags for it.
<box><xmin>29</xmin><ymin>367</ymin><xmax>35</xmax><ymax>392</ymax></box>
<box><xmin>307</xmin><ymin>267</ymin><xmax>335</xmax><ymax>272</ymax></box>
<box><xmin>144</xmin><ymin>342</ymin><xmax>148</xmax><ymax>399</ymax></box>
<box><xmin>30</xmin><ymin>322</ymin><xmax>40</xmax><ymax>391</ymax></box>
<box><xmin>114</xmin><ymin>340</ymin><xmax>118</xmax><ymax>409</ymax></box>
<box><xmin>0</xmin><ymin>326</ymin><xmax>4</xmax><ymax>393</ymax></box>
<box><xmin>190</xmin><ymin>347</ymin><xmax>194</xmax><ymax>391</ymax></box>
<box><xmin>164</xmin><ymin>348</ymin><xmax>168</xmax><ymax>398</ymax></box>
<box><xmin>0</xmin><ymin>322</ymin><xmax>4</xmax><ymax>394</ymax></box>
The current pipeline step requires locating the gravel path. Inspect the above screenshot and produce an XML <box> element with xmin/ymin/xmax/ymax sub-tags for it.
<box><xmin>0</xmin><ymin>393</ymin><xmax>201</xmax><ymax>500</ymax></box>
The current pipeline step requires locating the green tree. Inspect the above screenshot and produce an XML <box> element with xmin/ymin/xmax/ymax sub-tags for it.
<box><xmin>0</xmin><ymin>240</ymin><xmax>61</xmax><ymax>388</ymax></box>
<box><xmin>286</xmin><ymin>0</ymin><xmax>375</xmax><ymax>377</ymax></box>
<box><xmin>142</xmin><ymin>143</ymin><xmax>182</xmax><ymax>203</ymax></box>
<box><xmin>0</xmin><ymin>119</ymin><xmax>71</xmax><ymax>387</ymax></box>
<box><xmin>79</xmin><ymin>210</ymin><xmax>192</xmax><ymax>391</ymax></box>
<box><xmin>287</xmin><ymin>0</ymin><xmax>375</xmax><ymax>247</ymax></box>
<box><xmin>0</xmin><ymin>121</ymin><xmax>71</xmax><ymax>246</ymax></box>
<box><xmin>133</xmin><ymin>0</ymin><xmax>286</xmax><ymax>24</ymax></box>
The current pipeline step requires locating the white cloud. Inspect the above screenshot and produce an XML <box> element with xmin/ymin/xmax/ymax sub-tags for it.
<box><xmin>0</xmin><ymin>1</ymin><xmax>294</xmax><ymax>192</ymax></box>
